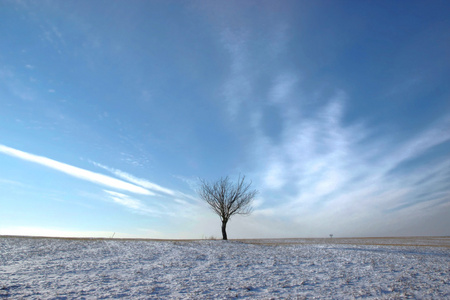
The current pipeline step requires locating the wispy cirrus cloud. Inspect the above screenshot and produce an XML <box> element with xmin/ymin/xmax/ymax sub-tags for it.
<box><xmin>209</xmin><ymin>7</ymin><xmax>450</xmax><ymax>236</ymax></box>
<box><xmin>220</xmin><ymin>27</ymin><xmax>292</xmax><ymax>117</ymax></box>
<box><xmin>0</xmin><ymin>67</ymin><xmax>35</xmax><ymax>102</ymax></box>
<box><xmin>268</xmin><ymin>72</ymin><xmax>298</xmax><ymax>105</ymax></box>
<box><xmin>103</xmin><ymin>190</ymin><xmax>164</xmax><ymax>215</ymax></box>
<box><xmin>103</xmin><ymin>189</ymin><xmax>202</xmax><ymax>219</ymax></box>
<box><xmin>0</xmin><ymin>145</ymin><xmax>152</xmax><ymax>195</ymax></box>
<box><xmin>220</xmin><ymin>29</ymin><xmax>252</xmax><ymax>117</ymax></box>
<box><xmin>91</xmin><ymin>163</ymin><xmax>204</xmax><ymax>218</ymax></box>
<box><xmin>92</xmin><ymin>162</ymin><xmax>175</xmax><ymax>196</ymax></box>
<box><xmin>250</xmin><ymin>85</ymin><xmax>450</xmax><ymax>235</ymax></box>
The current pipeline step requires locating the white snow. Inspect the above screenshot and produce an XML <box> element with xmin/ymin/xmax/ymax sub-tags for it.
<box><xmin>1</xmin><ymin>236</ymin><xmax>449</xmax><ymax>299</ymax></box>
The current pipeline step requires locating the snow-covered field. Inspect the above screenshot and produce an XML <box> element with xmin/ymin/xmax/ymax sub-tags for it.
<box><xmin>1</xmin><ymin>236</ymin><xmax>449</xmax><ymax>299</ymax></box>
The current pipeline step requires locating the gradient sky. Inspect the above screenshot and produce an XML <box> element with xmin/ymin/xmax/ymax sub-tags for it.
<box><xmin>1</xmin><ymin>0</ymin><xmax>449</xmax><ymax>239</ymax></box>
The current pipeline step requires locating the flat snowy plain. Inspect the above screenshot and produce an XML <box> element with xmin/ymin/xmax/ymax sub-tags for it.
<box><xmin>1</xmin><ymin>236</ymin><xmax>449</xmax><ymax>299</ymax></box>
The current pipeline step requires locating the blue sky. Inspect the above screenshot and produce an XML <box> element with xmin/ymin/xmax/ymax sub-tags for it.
<box><xmin>1</xmin><ymin>0</ymin><xmax>449</xmax><ymax>239</ymax></box>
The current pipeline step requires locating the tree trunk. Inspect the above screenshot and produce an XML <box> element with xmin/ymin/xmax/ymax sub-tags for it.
<box><xmin>221</xmin><ymin>220</ymin><xmax>228</xmax><ymax>240</ymax></box>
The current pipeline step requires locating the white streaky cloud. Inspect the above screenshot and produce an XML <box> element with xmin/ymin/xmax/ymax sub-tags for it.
<box><xmin>251</xmin><ymin>197</ymin><xmax>264</xmax><ymax>209</ymax></box>
<box><xmin>103</xmin><ymin>190</ymin><xmax>187</xmax><ymax>218</ymax></box>
<box><xmin>173</xmin><ymin>175</ymin><xmax>198</xmax><ymax>191</ymax></box>
<box><xmin>104</xmin><ymin>190</ymin><xmax>161</xmax><ymax>215</ymax></box>
<box><xmin>0</xmin><ymin>145</ymin><xmax>152</xmax><ymax>195</ymax></box>
<box><xmin>104</xmin><ymin>190</ymin><xmax>146</xmax><ymax>211</ymax></box>
<box><xmin>218</xmin><ymin>22</ymin><xmax>294</xmax><ymax>118</ymax></box>
<box><xmin>269</xmin><ymin>96</ymin><xmax>354</xmax><ymax>199</ymax></box>
<box><xmin>263</xmin><ymin>157</ymin><xmax>285</xmax><ymax>189</ymax></box>
<box><xmin>269</xmin><ymin>73</ymin><xmax>298</xmax><ymax>105</ymax></box>
<box><xmin>0</xmin><ymin>67</ymin><xmax>35</xmax><ymax>101</ymax></box>
<box><xmin>312</xmin><ymin>169</ymin><xmax>343</xmax><ymax>197</ymax></box>
<box><xmin>174</xmin><ymin>191</ymin><xmax>203</xmax><ymax>204</ymax></box>
<box><xmin>220</xmin><ymin>28</ymin><xmax>252</xmax><ymax>117</ymax></box>
<box><xmin>251</xmin><ymin>81</ymin><xmax>450</xmax><ymax>236</ymax></box>
<box><xmin>0</xmin><ymin>178</ymin><xmax>27</xmax><ymax>187</ymax></box>
<box><xmin>174</xmin><ymin>199</ymin><xmax>188</xmax><ymax>205</ymax></box>
<box><xmin>381</xmin><ymin>115</ymin><xmax>450</xmax><ymax>173</ymax></box>
<box><xmin>92</xmin><ymin>162</ymin><xmax>175</xmax><ymax>196</ymax></box>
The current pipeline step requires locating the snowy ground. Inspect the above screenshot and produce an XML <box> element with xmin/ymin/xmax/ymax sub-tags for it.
<box><xmin>1</xmin><ymin>236</ymin><xmax>449</xmax><ymax>299</ymax></box>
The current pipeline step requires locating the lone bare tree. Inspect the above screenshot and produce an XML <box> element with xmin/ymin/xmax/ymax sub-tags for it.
<box><xmin>198</xmin><ymin>175</ymin><xmax>257</xmax><ymax>240</ymax></box>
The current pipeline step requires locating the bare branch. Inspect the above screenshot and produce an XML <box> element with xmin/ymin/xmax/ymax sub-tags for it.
<box><xmin>197</xmin><ymin>175</ymin><xmax>258</xmax><ymax>240</ymax></box>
